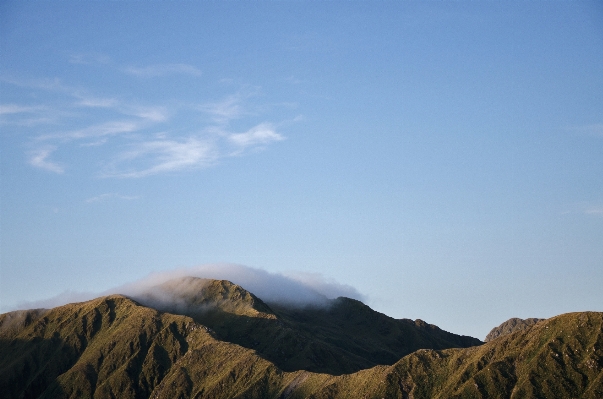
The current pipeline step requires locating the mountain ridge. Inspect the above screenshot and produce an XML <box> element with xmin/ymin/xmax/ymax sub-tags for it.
<box><xmin>1</xmin><ymin>277</ymin><xmax>601</xmax><ymax>398</ymax></box>
<box><xmin>126</xmin><ymin>277</ymin><xmax>482</xmax><ymax>374</ymax></box>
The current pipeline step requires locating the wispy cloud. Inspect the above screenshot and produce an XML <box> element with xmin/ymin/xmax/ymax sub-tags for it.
<box><xmin>69</xmin><ymin>53</ymin><xmax>201</xmax><ymax>78</ymax></box>
<box><xmin>4</xmin><ymin>63</ymin><xmax>289</xmax><ymax>178</ymax></box>
<box><xmin>27</xmin><ymin>146</ymin><xmax>64</xmax><ymax>174</ymax></box>
<box><xmin>563</xmin><ymin>203</ymin><xmax>603</xmax><ymax>218</ymax></box>
<box><xmin>85</xmin><ymin>193</ymin><xmax>139</xmax><ymax>203</ymax></box>
<box><xmin>39</xmin><ymin>120</ymin><xmax>142</xmax><ymax>142</ymax></box>
<box><xmin>69</xmin><ymin>53</ymin><xmax>111</xmax><ymax>65</ymax></box>
<box><xmin>199</xmin><ymin>93</ymin><xmax>249</xmax><ymax>124</ymax></box>
<box><xmin>1</xmin><ymin>75</ymin><xmax>67</xmax><ymax>92</ymax></box>
<box><xmin>104</xmin><ymin>138</ymin><xmax>217</xmax><ymax>178</ymax></box>
<box><xmin>74</xmin><ymin>95</ymin><xmax>118</xmax><ymax>108</ymax></box>
<box><xmin>0</xmin><ymin>104</ymin><xmax>43</xmax><ymax>115</ymax></box>
<box><xmin>124</xmin><ymin>63</ymin><xmax>202</xmax><ymax>78</ymax></box>
<box><xmin>584</xmin><ymin>206</ymin><xmax>603</xmax><ymax>217</ymax></box>
<box><xmin>567</xmin><ymin>123</ymin><xmax>603</xmax><ymax>137</ymax></box>
<box><xmin>228</xmin><ymin>123</ymin><xmax>284</xmax><ymax>151</ymax></box>
<box><xmin>0</xmin><ymin>100</ymin><xmax>76</xmax><ymax>127</ymax></box>
<box><xmin>124</xmin><ymin>106</ymin><xmax>169</xmax><ymax>122</ymax></box>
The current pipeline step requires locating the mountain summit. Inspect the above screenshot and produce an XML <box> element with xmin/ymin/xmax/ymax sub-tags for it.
<box><xmin>130</xmin><ymin>277</ymin><xmax>277</xmax><ymax>319</ymax></box>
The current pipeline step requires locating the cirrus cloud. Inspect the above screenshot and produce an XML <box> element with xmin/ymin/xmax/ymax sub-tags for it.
<box><xmin>85</xmin><ymin>193</ymin><xmax>139</xmax><ymax>203</ymax></box>
<box><xmin>103</xmin><ymin>137</ymin><xmax>218</xmax><ymax>178</ymax></box>
<box><xmin>3</xmin><ymin>62</ymin><xmax>291</xmax><ymax>178</ymax></box>
<box><xmin>229</xmin><ymin>123</ymin><xmax>284</xmax><ymax>148</ymax></box>
<box><xmin>27</xmin><ymin>146</ymin><xmax>64</xmax><ymax>174</ymax></box>
<box><xmin>124</xmin><ymin>63</ymin><xmax>202</xmax><ymax>78</ymax></box>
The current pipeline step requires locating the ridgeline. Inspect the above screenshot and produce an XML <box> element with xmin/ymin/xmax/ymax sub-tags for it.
<box><xmin>1</xmin><ymin>277</ymin><xmax>601</xmax><ymax>398</ymax></box>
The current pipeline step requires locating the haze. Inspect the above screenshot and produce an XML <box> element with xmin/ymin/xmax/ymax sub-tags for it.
<box><xmin>1</xmin><ymin>1</ymin><xmax>602</xmax><ymax>339</ymax></box>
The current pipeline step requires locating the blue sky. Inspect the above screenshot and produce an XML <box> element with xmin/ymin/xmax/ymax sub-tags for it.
<box><xmin>1</xmin><ymin>1</ymin><xmax>602</xmax><ymax>339</ymax></box>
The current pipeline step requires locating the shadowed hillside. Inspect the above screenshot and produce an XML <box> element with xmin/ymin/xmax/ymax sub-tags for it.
<box><xmin>1</xmin><ymin>278</ymin><xmax>601</xmax><ymax>398</ymax></box>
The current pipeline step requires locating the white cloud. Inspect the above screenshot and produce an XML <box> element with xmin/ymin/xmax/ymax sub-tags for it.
<box><xmin>125</xmin><ymin>106</ymin><xmax>169</xmax><ymax>122</ymax></box>
<box><xmin>68</xmin><ymin>53</ymin><xmax>111</xmax><ymax>65</ymax></box>
<box><xmin>0</xmin><ymin>104</ymin><xmax>42</xmax><ymax>115</ymax></box>
<box><xmin>104</xmin><ymin>138</ymin><xmax>217</xmax><ymax>178</ymax></box>
<box><xmin>584</xmin><ymin>206</ymin><xmax>603</xmax><ymax>217</ymax></box>
<box><xmin>118</xmin><ymin>264</ymin><xmax>365</xmax><ymax>308</ymax></box>
<box><xmin>85</xmin><ymin>193</ymin><xmax>139</xmax><ymax>203</ymax></box>
<box><xmin>10</xmin><ymin>264</ymin><xmax>365</xmax><ymax>311</ymax></box>
<box><xmin>198</xmin><ymin>88</ymin><xmax>264</xmax><ymax>125</ymax></box>
<box><xmin>1</xmin><ymin>76</ymin><xmax>68</xmax><ymax>93</ymax></box>
<box><xmin>567</xmin><ymin>123</ymin><xmax>603</xmax><ymax>137</ymax></box>
<box><xmin>563</xmin><ymin>203</ymin><xmax>603</xmax><ymax>218</ymax></box>
<box><xmin>75</xmin><ymin>96</ymin><xmax>118</xmax><ymax>108</ymax></box>
<box><xmin>4</xmin><ymin>71</ymin><xmax>287</xmax><ymax>177</ymax></box>
<box><xmin>199</xmin><ymin>94</ymin><xmax>247</xmax><ymax>124</ymax></box>
<box><xmin>27</xmin><ymin>146</ymin><xmax>64</xmax><ymax>174</ymax></box>
<box><xmin>124</xmin><ymin>63</ymin><xmax>202</xmax><ymax>78</ymax></box>
<box><xmin>100</xmin><ymin>121</ymin><xmax>285</xmax><ymax>177</ymax></box>
<box><xmin>40</xmin><ymin>120</ymin><xmax>142</xmax><ymax>141</ymax></box>
<box><xmin>0</xmin><ymin>104</ymin><xmax>58</xmax><ymax>127</ymax></box>
<box><xmin>228</xmin><ymin>123</ymin><xmax>284</xmax><ymax>150</ymax></box>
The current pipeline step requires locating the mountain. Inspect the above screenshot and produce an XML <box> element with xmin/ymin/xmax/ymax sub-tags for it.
<box><xmin>128</xmin><ymin>277</ymin><xmax>482</xmax><ymax>374</ymax></box>
<box><xmin>1</xmin><ymin>277</ymin><xmax>601</xmax><ymax>398</ymax></box>
<box><xmin>484</xmin><ymin>317</ymin><xmax>545</xmax><ymax>342</ymax></box>
<box><xmin>307</xmin><ymin>311</ymin><xmax>603</xmax><ymax>398</ymax></box>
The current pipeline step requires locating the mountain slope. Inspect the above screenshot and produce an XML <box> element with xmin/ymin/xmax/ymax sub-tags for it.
<box><xmin>0</xmin><ymin>294</ymin><xmax>298</xmax><ymax>399</ymax></box>
<box><xmin>306</xmin><ymin>311</ymin><xmax>603</xmax><ymax>398</ymax></box>
<box><xmin>1</xmin><ymin>278</ymin><xmax>601</xmax><ymax>398</ymax></box>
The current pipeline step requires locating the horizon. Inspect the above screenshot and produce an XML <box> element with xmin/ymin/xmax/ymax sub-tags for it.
<box><xmin>1</xmin><ymin>1</ymin><xmax>602</xmax><ymax>340</ymax></box>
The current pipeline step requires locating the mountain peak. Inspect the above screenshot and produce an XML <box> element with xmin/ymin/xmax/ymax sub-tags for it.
<box><xmin>484</xmin><ymin>316</ymin><xmax>545</xmax><ymax>342</ymax></box>
<box><xmin>128</xmin><ymin>276</ymin><xmax>276</xmax><ymax>319</ymax></box>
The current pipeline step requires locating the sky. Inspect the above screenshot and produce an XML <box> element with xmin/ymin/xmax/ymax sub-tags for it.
<box><xmin>1</xmin><ymin>1</ymin><xmax>602</xmax><ymax>340</ymax></box>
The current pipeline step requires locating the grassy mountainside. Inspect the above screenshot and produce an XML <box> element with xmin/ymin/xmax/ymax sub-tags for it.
<box><xmin>306</xmin><ymin>311</ymin><xmax>603</xmax><ymax>399</ymax></box>
<box><xmin>1</xmin><ymin>278</ymin><xmax>601</xmax><ymax>398</ymax></box>
<box><xmin>0</xmin><ymin>294</ymin><xmax>294</xmax><ymax>399</ymax></box>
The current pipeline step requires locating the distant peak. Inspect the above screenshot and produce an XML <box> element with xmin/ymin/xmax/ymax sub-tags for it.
<box><xmin>485</xmin><ymin>317</ymin><xmax>545</xmax><ymax>342</ymax></box>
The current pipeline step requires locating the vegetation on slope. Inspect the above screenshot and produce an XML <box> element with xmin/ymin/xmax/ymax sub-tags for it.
<box><xmin>306</xmin><ymin>311</ymin><xmax>603</xmax><ymax>398</ymax></box>
<box><xmin>1</xmin><ymin>278</ymin><xmax>601</xmax><ymax>398</ymax></box>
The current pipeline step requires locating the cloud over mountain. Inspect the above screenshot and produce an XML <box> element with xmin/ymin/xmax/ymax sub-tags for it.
<box><xmin>113</xmin><ymin>264</ymin><xmax>365</xmax><ymax>306</ymax></box>
<box><xmin>12</xmin><ymin>264</ymin><xmax>365</xmax><ymax>311</ymax></box>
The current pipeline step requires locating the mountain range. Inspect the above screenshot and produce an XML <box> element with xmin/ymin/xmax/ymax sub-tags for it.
<box><xmin>1</xmin><ymin>277</ymin><xmax>601</xmax><ymax>398</ymax></box>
